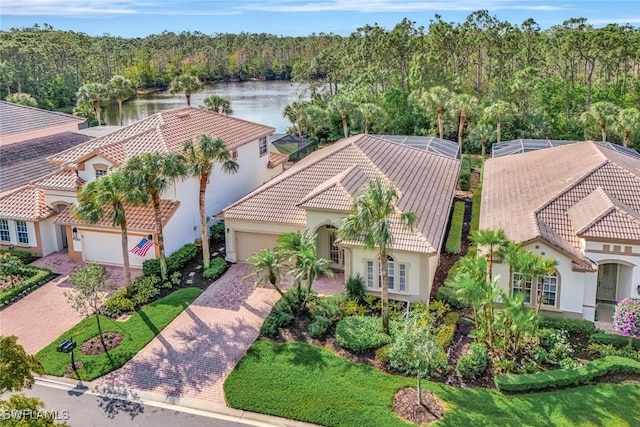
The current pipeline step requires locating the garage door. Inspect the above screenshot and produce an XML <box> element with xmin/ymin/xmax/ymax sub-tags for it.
<box><xmin>82</xmin><ymin>230</ymin><xmax>152</xmax><ymax>266</ymax></box>
<box><xmin>235</xmin><ymin>231</ymin><xmax>279</xmax><ymax>261</ymax></box>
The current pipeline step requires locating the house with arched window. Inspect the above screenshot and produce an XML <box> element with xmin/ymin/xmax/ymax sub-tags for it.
<box><xmin>481</xmin><ymin>141</ymin><xmax>640</xmax><ymax>321</ymax></box>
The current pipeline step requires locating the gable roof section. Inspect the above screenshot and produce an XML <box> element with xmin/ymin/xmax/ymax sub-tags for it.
<box><xmin>482</xmin><ymin>141</ymin><xmax>640</xmax><ymax>268</ymax></box>
<box><xmin>32</xmin><ymin>169</ymin><xmax>85</xmax><ymax>192</ymax></box>
<box><xmin>0</xmin><ymin>186</ymin><xmax>55</xmax><ymax>221</ymax></box>
<box><xmin>0</xmin><ymin>101</ymin><xmax>85</xmax><ymax>139</ymax></box>
<box><xmin>48</xmin><ymin>107</ymin><xmax>275</xmax><ymax>168</ymax></box>
<box><xmin>224</xmin><ymin>134</ymin><xmax>460</xmax><ymax>254</ymax></box>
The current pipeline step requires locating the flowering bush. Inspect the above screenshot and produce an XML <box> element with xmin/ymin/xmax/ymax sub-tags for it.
<box><xmin>613</xmin><ymin>298</ymin><xmax>640</xmax><ymax>350</ymax></box>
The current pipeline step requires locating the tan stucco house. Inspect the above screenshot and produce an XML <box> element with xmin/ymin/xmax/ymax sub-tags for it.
<box><xmin>222</xmin><ymin>134</ymin><xmax>460</xmax><ymax>302</ymax></box>
<box><xmin>481</xmin><ymin>140</ymin><xmax>640</xmax><ymax>321</ymax></box>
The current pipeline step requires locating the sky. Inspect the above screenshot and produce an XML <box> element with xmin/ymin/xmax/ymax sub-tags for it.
<box><xmin>1</xmin><ymin>0</ymin><xmax>639</xmax><ymax>37</ymax></box>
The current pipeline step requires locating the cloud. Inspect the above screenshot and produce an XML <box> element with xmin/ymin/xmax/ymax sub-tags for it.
<box><xmin>588</xmin><ymin>16</ymin><xmax>640</xmax><ymax>25</ymax></box>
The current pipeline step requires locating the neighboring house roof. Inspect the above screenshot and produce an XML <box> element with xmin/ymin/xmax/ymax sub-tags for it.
<box><xmin>0</xmin><ymin>132</ymin><xmax>92</xmax><ymax>193</ymax></box>
<box><xmin>492</xmin><ymin>138</ymin><xmax>640</xmax><ymax>159</ymax></box>
<box><xmin>48</xmin><ymin>107</ymin><xmax>275</xmax><ymax>168</ymax></box>
<box><xmin>224</xmin><ymin>134</ymin><xmax>461</xmax><ymax>254</ymax></box>
<box><xmin>54</xmin><ymin>200</ymin><xmax>181</xmax><ymax>233</ymax></box>
<box><xmin>0</xmin><ymin>101</ymin><xmax>85</xmax><ymax>139</ymax></box>
<box><xmin>375</xmin><ymin>135</ymin><xmax>460</xmax><ymax>159</ymax></box>
<box><xmin>268</xmin><ymin>152</ymin><xmax>289</xmax><ymax>169</ymax></box>
<box><xmin>0</xmin><ymin>186</ymin><xmax>55</xmax><ymax>221</ymax></box>
<box><xmin>32</xmin><ymin>169</ymin><xmax>85</xmax><ymax>192</ymax></box>
<box><xmin>481</xmin><ymin>141</ymin><xmax>640</xmax><ymax>269</ymax></box>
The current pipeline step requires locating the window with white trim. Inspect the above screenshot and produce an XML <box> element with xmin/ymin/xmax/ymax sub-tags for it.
<box><xmin>368</xmin><ymin>256</ymin><xmax>408</xmax><ymax>292</ymax></box>
<box><xmin>399</xmin><ymin>264</ymin><xmax>406</xmax><ymax>292</ymax></box>
<box><xmin>511</xmin><ymin>271</ymin><xmax>558</xmax><ymax>307</ymax></box>
<box><xmin>0</xmin><ymin>220</ymin><xmax>9</xmax><ymax>242</ymax></box>
<box><xmin>259</xmin><ymin>137</ymin><xmax>268</xmax><ymax>156</ymax></box>
<box><xmin>366</xmin><ymin>261</ymin><xmax>374</xmax><ymax>288</ymax></box>
<box><xmin>16</xmin><ymin>221</ymin><xmax>29</xmax><ymax>244</ymax></box>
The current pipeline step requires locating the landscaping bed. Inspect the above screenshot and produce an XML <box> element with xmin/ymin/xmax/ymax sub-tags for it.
<box><xmin>0</xmin><ymin>250</ymin><xmax>57</xmax><ymax>310</ymax></box>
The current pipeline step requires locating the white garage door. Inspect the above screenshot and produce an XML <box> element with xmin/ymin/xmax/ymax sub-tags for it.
<box><xmin>82</xmin><ymin>231</ymin><xmax>152</xmax><ymax>266</ymax></box>
<box><xmin>235</xmin><ymin>231</ymin><xmax>279</xmax><ymax>262</ymax></box>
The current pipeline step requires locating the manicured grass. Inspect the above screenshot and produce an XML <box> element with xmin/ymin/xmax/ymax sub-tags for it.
<box><xmin>36</xmin><ymin>287</ymin><xmax>201</xmax><ymax>380</ymax></box>
<box><xmin>225</xmin><ymin>340</ymin><xmax>640</xmax><ymax>427</ymax></box>
<box><xmin>445</xmin><ymin>201</ymin><xmax>465</xmax><ymax>254</ymax></box>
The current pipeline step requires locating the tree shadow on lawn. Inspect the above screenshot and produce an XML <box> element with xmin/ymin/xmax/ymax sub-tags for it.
<box><xmin>270</xmin><ymin>341</ymin><xmax>328</xmax><ymax>370</ymax></box>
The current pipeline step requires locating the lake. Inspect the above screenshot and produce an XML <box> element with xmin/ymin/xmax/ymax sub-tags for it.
<box><xmin>104</xmin><ymin>80</ymin><xmax>309</xmax><ymax>132</ymax></box>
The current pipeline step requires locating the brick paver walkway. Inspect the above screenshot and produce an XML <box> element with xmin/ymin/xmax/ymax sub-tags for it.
<box><xmin>98</xmin><ymin>263</ymin><xmax>280</xmax><ymax>407</ymax></box>
<box><xmin>0</xmin><ymin>251</ymin><xmax>140</xmax><ymax>354</ymax></box>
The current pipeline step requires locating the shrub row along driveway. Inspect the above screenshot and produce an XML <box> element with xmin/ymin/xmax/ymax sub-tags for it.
<box><xmin>0</xmin><ymin>252</ymin><xmax>140</xmax><ymax>355</ymax></box>
<box><xmin>97</xmin><ymin>263</ymin><xmax>280</xmax><ymax>407</ymax></box>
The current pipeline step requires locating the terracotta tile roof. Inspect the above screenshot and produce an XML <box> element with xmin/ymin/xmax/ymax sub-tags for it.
<box><xmin>482</xmin><ymin>141</ymin><xmax>640</xmax><ymax>268</ymax></box>
<box><xmin>224</xmin><ymin>134</ymin><xmax>460</xmax><ymax>254</ymax></box>
<box><xmin>0</xmin><ymin>101</ymin><xmax>85</xmax><ymax>138</ymax></box>
<box><xmin>54</xmin><ymin>200</ymin><xmax>180</xmax><ymax>232</ymax></box>
<box><xmin>268</xmin><ymin>152</ymin><xmax>289</xmax><ymax>169</ymax></box>
<box><xmin>48</xmin><ymin>107</ymin><xmax>274</xmax><ymax>168</ymax></box>
<box><xmin>0</xmin><ymin>132</ymin><xmax>91</xmax><ymax>193</ymax></box>
<box><xmin>32</xmin><ymin>169</ymin><xmax>85</xmax><ymax>191</ymax></box>
<box><xmin>0</xmin><ymin>186</ymin><xmax>55</xmax><ymax>221</ymax></box>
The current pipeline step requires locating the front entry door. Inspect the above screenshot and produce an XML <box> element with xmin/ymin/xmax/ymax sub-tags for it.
<box><xmin>597</xmin><ymin>263</ymin><xmax>618</xmax><ymax>302</ymax></box>
<box><xmin>327</xmin><ymin>229</ymin><xmax>344</xmax><ymax>270</ymax></box>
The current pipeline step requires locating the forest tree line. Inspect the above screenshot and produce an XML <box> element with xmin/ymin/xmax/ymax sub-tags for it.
<box><xmin>1</xmin><ymin>11</ymin><xmax>639</xmax><ymax>150</ymax></box>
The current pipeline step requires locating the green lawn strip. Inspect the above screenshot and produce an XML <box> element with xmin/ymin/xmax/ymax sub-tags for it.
<box><xmin>36</xmin><ymin>287</ymin><xmax>201</xmax><ymax>380</ymax></box>
<box><xmin>445</xmin><ymin>201</ymin><xmax>465</xmax><ymax>254</ymax></box>
<box><xmin>225</xmin><ymin>341</ymin><xmax>640</xmax><ymax>427</ymax></box>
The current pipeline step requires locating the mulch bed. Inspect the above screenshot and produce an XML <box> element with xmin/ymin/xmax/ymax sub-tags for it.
<box><xmin>393</xmin><ymin>387</ymin><xmax>444</xmax><ymax>425</ymax></box>
<box><xmin>64</xmin><ymin>360</ymin><xmax>84</xmax><ymax>377</ymax></box>
<box><xmin>81</xmin><ymin>332</ymin><xmax>124</xmax><ymax>355</ymax></box>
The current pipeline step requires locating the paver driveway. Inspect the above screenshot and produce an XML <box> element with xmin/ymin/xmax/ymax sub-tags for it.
<box><xmin>0</xmin><ymin>251</ymin><xmax>140</xmax><ymax>354</ymax></box>
<box><xmin>98</xmin><ymin>263</ymin><xmax>280</xmax><ymax>407</ymax></box>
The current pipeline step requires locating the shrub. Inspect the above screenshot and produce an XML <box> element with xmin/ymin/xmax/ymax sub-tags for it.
<box><xmin>203</xmin><ymin>257</ymin><xmax>229</xmax><ymax>280</ymax></box>
<box><xmin>335</xmin><ymin>316</ymin><xmax>391</xmax><ymax>353</ymax></box>
<box><xmin>209</xmin><ymin>222</ymin><xmax>225</xmax><ymax>242</ymax></box>
<box><xmin>613</xmin><ymin>298</ymin><xmax>640</xmax><ymax>340</ymax></box>
<box><xmin>103</xmin><ymin>288</ymin><xmax>135</xmax><ymax>317</ymax></box>
<box><xmin>343</xmin><ymin>300</ymin><xmax>366</xmax><ymax>316</ymax></box>
<box><xmin>445</xmin><ymin>201</ymin><xmax>465</xmax><ymax>254</ymax></box>
<box><xmin>590</xmin><ymin>332</ymin><xmax>640</xmax><ymax>350</ymax></box>
<box><xmin>542</xmin><ymin>329</ymin><xmax>574</xmax><ymax>363</ymax></box>
<box><xmin>308</xmin><ymin>315</ymin><xmax>333</xmax><ymax>338</ymax></box>
<box><xmin>443</xmin><ymin>311</ymin><xmax>460</xmax><ymax>326</ymax></box>
<box><xmin>345</xmin><ymin>274</ymin><xmax>365</xmax><ymax>302</ymax></box>
<box><xmin>470</xmin><ymin>184</ymin><xmax>482</xmax><ymax>234</ymax></box>
<box><xmin>130</xmin><ymin>275</ymin><xmax>161</xmax><ymax>307</ymax></box>
<box><xmin>458</xmin><ymin>160</ymin><xmax>471</xmax><ymax>191</ymax></box>
<box><xmin>435</xmin><ymin>324</ymin><xmax>456</xmax><ymax>349</ymax></box>
<box><xmin>0</xmin><ymin>267</ymin><xmax>55</xmax><ymax>306</ymax></box>
<box><xmin>537</xmin><ymin>316</ymin><xmax>598</xmax><ymax>335</ymax></box>
<box><xmin>312</xmin><ymin>294</ymin><xmax>345</xmax><ymax>321</ymax></box>
<box><xmin>494</xmin><ymin>356</ymin><xmax>640</xmax><ymax>392</ymax></box>
<box><xmin>375</xmin><ymin>344</ymin><xmax>391</xmax><ymax>366</ymax></box>
<box><xmin>142</xmin><ymin>243</ymin><xmax>199</xmax><ymax>277</ymax></box>
<box><xmin>588</xmin><ymin>343</ymin><xmax>640</xmax><ymax>361</ymax></box>
<box><xmin>456</xmin><ymin>342</ymin><xmax>488</xmax><ymax>379</ymax></box>
<box><xmin>435</xmin><ymin>286</ymin><xmax>468</xmax><ymax>309</ymax></box>
<box><xmin>0</xmin><ymin>249</ymin><xmax>34</xmax><ymax>264</ymax></box>
<box><xmin>260</xmin><ymin>310</ymin><xmax>294</xmax><ymax>338</ymax></box>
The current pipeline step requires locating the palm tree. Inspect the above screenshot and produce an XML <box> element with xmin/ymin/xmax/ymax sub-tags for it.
<box><xmin>452</xmin><ymin>93</ymin><xmax>479</xmax><ymax>148</ymax></box>
<box><xmin>419</xmin><ymin>86</ymin><xmax>453</xmax><ymax>139</ymax></box>
<box><xmin>329</xmin><ymin>94</ymin><xmax>355</xmax><ymax>139</ymax></box>
<box><xmin>202</xmin><ymin>94</ymin><xmax>232</xmax><ymax>114</ymax></box>
<box><xmin>357</xmin><ymin>103</ymin><xmax>383</xmax><ymax>134</ymax></box>
<box><xmin>76</xmin><ymin>82</ymin><xmax>110</xmax><ymax>126</ymax></box>
<box><xmin>73</xmin><ymin>170</ymin><xmax>145</xmax><ymax>286</ymax></box>
<box><xmin>169</xmin><ymin>74</ymin><xmax>203</xmax><ymax>106</ymax></box>
<box><xmin>580</xmin><ymin>101</ymin><xmax>620</xmax><ymax>142</ymax></box>
<box><xmin>246</xmin><ymin>248</ymin><xmax>287</xmax><ymax>297</ymax></box>
<box><xmin>182</xmin><ymin>134</ymin><xmax>238</xmax><ymax>269</ymax></box>
<box><xmin>613</xmin><ymin>107</ymin><xmax>640</xmax><ymax>148</ymax></box>
<box><xmin>277</xmin><ymin>229</ymin><xmax>317</xmax><ymax>267</ymax></box>
<box><xmin>108</xmin><ymin>75</ymin><xmax>136</xmax><ymax>126</ymax></box>
<box><xmin>470</xmin><ymin>229</ymin><xmax>509</xmax><ymax>280</ymax></box>
<box><xmin>124</xmin><ymin>152</ymin><xmax>186</xmax><ymax>280</ymax></box>
<box><xmin>339</xmin><ymin>179</ymin><xmax>418</xmax><ymax>334</ymax></box>
<box><xmin>289</xmin><ymin>246</ymin><xmax>335</xmax><ymax>309</ymax></box>
<box><xmin>468</xmin><ymin>123</ymin><xmax>495</xmax><ymax>158</ymax></box>
<box><xmin>483</xmin><ymin>100</ymin><xmax>514</xmax><ymax>143</ymax></box>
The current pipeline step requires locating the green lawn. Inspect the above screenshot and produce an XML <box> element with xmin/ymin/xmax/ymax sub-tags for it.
<box><xmin>274</xmin><ymin>142</ymin><xmax>299</xmax><ymax>154</ymax></box>
<box><xmin>36</xmin><ymin>287</ymin><xmax>201</xmax><ymax>380</ymax></box>
<box><xmin>225</xmin><ymin>340</ymin><xmax>640</xmax><ymax>427</ymax></box>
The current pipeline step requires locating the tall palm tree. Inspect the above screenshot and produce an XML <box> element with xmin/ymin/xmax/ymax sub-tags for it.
<box><xmin>419</xmin><ymin>86</ymin><xmax>453</xmax><ymax>139</ymax></box>
<box><xmin>108</xmin><ymin>75</ymin><xmax>136</xmax><ymax>126</ymax></box>
<box><xmin>124</xmin><ymin>152</ymin><xmax>186</xmax><ymax>280</ymax></box>
<box><xmin>452</xmin><ymin>93</ymin><xmax>479</xmax><ymax>148</ymax></box>
<box><xmin>580</xmin><ymin>101</ymin><xmax>620</xmax><ymax>142</ymax></box>
<box><xmin>339</xmin><ymin>179</ymin><xmax>418</xmax><ymax>334</ymax></box>
<box><xmin>73</xmin><ymin>170</ymin><xmax>145</xmax><ymax>286</ymax></box>
<box><xmin>182</xmin><ymin>134</ymin><xmax>238</xmax><ymax>268</ymax></box>
<box><xmin>329</xmin><ymin>94</ymin><xmax>355</xmax><ymax>139</ymax></box>
<box><xmin>76</xmin><ymin>82</ymin><xmax>110</xmax><ymax>126</ymax></box>
<box><xmin>246</xmin><ymin>248</ymin><xmax>287</xmax><ymax>297</ymax></box>
<box><xmin>169</xmin><ymin>74</ymin><xmax>203</xmax><ymax>106</ymax></box>
<box><xmin>470</xmin><ymin>229</ymin><xmax>509</xmax><ymax>280</ymax></box>
<box><xmin>202</xmin><ymin>94</ymin><xmax>233</xmax><ymax>114</ymax></box>
<box><xmin>613</xmin><ymin>107</ymin><xmax>640</xmax><ymax>148</ymax></box>
<box><xmin>483</xmin><ymin>100</ymin><xmax>514</xmax><ymax>143</ymax></box>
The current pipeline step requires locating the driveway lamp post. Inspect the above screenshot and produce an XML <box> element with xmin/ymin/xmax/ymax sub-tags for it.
<box><xmin>57</xmin><ymin>338</ymin><xmax>78</xmax><ymax>371</ymax></box>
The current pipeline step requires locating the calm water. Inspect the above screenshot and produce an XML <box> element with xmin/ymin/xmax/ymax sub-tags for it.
<box><xmin>104</xmin><ymin>80</ymin><xmax>309</xmax><ymax>132</ymax></box>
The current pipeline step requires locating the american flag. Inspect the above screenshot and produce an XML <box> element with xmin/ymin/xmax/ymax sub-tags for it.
<box><xmin>130</xmin><ymin>237</ymin><xmax>153</xmax><ymax>257</ymax></box>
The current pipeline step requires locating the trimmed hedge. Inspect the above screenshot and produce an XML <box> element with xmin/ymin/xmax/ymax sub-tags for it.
<box><xmin>445</xmin><ymin>201</ymin><xmax>465</xmax><ymax>254</ymax></box>
<box><xmin>537</xmin><ymin>316</ymin><xmax>598</xmax><ymax>335</ymax></box>
<box><xmin>335</xmin><ymin>316</ymin><xmax>391</xmax><ymax>353</ymax></box>
<box><xmin>467</xmin><ymin>185</ymin><xmax>482</xmax><ymax>258</ymax></box>
<box><xmin>456</xmin><ymin>342</ymin><xmax>488</xmax><ymax>379</ymax></box>
<box><xmin>142</xmin><ymin>243</ymin><xmax>198</xmax><ymax>277</ymax></box>
<box><xmin>494</xmin><ymin>356</ymin><xmax>640</xmax><ymax>392</ymax></box>
<box><xmin>203</xmin><ymin>257</ymin><xmax>229</xmax><ymax>280</ymax></box>
<box><xmin>0</xmin><ymin>249</ymin><xmax>35</xmax><ymax>264</ymax></box>
<box><xmin>0</xmin><ymin>267</ymin><xmax>55</xmax><ymax>308</ymax></box>
<box><xmin>590</xmin><ymin>332</ymin><xmax>640</xmax><ymax>350</ymax></box>
<box><xmin>458</xmin><ymin>158</ymin><xmax>471</xmax><ymax>191</ymax></box>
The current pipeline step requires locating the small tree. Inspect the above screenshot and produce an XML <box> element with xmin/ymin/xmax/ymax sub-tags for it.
<box><xmin>0</xmin><ymin>335</ymin><xmax>44</xmax><ymax>394</ymax></box>
<box><xmin>246</xmin><ymin>248</ymin><xmax>287</xmax><ymax>297</ymax></box>
<box><xmin>613</xmin><ymin>298</ymin><xmax>640</xmax><ymax>350</ymax></box>
<box><xmin>64</xmin><ymin>263</ymin><xmax>111</xmax><ymax>348</ymax></box>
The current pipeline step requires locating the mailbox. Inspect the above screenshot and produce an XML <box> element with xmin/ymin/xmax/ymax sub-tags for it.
<box><xmin>56</xmin><ymin>339</ymin><xmax>76</xmax><ymax>353</ymax></box>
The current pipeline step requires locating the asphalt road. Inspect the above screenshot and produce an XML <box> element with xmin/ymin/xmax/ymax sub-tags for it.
<box><xmin>4</xmin><ymin>380</ymin><xmax>273</xmax><ymax>427</ymax></box>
